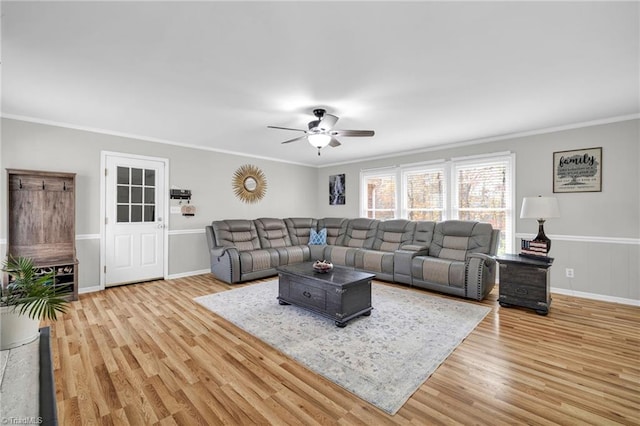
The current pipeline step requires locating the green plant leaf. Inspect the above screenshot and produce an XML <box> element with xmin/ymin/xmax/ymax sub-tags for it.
<box><xmin>1</xmin><ymin>256</ymin><xmax>70</xmax><ymax>321</ymax></box>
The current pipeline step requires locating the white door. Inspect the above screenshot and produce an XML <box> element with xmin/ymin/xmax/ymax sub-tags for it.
<box><xmin>104</xmin><ymin>155</ymin><xmax>166</xmax><ymax>287</ymax></box>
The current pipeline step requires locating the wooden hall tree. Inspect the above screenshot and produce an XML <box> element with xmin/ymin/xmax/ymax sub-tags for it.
<box><xmin>6</xmin><ymin>169</ymin><xmax>78</xmax><ymax>300</ymax></box>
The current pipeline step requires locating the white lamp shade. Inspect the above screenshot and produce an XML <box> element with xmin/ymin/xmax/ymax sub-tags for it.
<box><xmin>308</xmin><ymin>133</ymin><xmax>331</xmax><ymax>148</ymax></box>
<box><xmin>520</xmin><ymin>196</ymin><xmax>560</xmax><ymax>219</ymax></box>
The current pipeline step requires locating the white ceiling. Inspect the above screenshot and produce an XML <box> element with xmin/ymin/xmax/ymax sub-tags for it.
<box><xmin>2</xmin><ymin>1</ymin><xmax>638</xmax><ymax>167</ymax></box>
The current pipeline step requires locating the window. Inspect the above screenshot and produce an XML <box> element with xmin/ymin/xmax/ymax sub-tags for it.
<box><xmin>361</xmin><ymin>153</ymin><xmax>514</xmax><ymax>253</ymax></box>
<box><xmin>452</xmin><ymin>156</ymin><xmax>513</xmax><ymax>253</ymax></box>
<box><xmin>362</xmin><ymin>170</ymin><xmax>396</xmax><ymax>219</ymax></box>
<box><xmin>116</xmin><ymin>166</ymin><xmax>156</xmax><ymax>223</ymax></box>
<box><xmin>402</xmin><ymin>165</ymin><xmax>445</xmax><ymax>221</ymax></box>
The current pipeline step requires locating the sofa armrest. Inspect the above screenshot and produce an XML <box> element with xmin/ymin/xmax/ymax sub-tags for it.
<box><xmin>394</xmin><ymin>247</ymin><xmax>428</xmax><ymax>284</ymax></box>
<box><xmin>467</xmin><ymin>252</ymin><xmax>496</xmax><ymax>267</ymax></box>
<box><xmin>211</xmin><ymin>246</ymin><xmax>235</xmax><ymax>258</ymax></box>
<box><xmin>465</xmin><ymin>253</ymin><xmax>497</xmax><ymax>301</ymax></box>
<box><xmin>205</xmin><ymin>227</ymin><xmax>241</xmax><ymax>283</ymax></box>
<box><xmin>209</xmin><ymin>246</ymin><xmax>241</xmax><ymax>283</ymax></box>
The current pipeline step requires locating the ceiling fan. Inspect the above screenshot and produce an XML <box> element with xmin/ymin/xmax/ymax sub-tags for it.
<box><xmin>268</xmin><ymin>108</ymin><xmax>375</xmax><ymax>155</ymax></box>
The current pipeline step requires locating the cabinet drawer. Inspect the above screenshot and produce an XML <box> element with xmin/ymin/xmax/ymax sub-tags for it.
<box><xmin>500</xmin><ymin>281</ymin><xmax>547</xmax><ymax>301</ymax></box>
<box><xmin>500</xmin><ymin>264</ymin><xmax>549</xmax><ymax>286</ymax></box>
<box><xmin>288</xmin><ymin>282</ymin><xmax>326</xmax><ymax>310</ymax></box>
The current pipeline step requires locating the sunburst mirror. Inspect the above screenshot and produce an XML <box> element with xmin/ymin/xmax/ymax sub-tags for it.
<box><xmin>232</xmin><ymin>164</ymin><xmax>267</xmax><ymax>203</ymax></box>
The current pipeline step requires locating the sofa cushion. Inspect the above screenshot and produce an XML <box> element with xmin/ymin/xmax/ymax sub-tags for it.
<box><xmin>353</xmin><ymin>249</ymin><xmax>395</xmax><ymax>274</ymax></box>
<box><xmin>429</xmin><ymin>220</ymin><xmax>493</xmax><ymax>261</ymax></box>
<box><xmin>239</xmin><ymin>249</ymin><xmax>279</xmax><ymax>273</ymax></box>
<box><xmin>255</xmin><ymin>218</ymin><xmax>292</xmax><ymax>248</ymax></box>
<box><xmin>285</xmin><ymin>218</ymin><xmax>318</xmax><ymax>245</ymax></box>
<box><xmin>323</xmin><ymin>245</ymin><xmax>357</xmax><ymax>267</ymax></box>
<box><xmin>211</xmin><ymin>220</ymin><xmax>260</xmax><ymax>251</ymax></box>
<box><xmin>372</xmin><ymin>219</ymin><xmax>416</xmax><ymax>252</ymax></box>
<box><xmin>317</xmin><ymin>218</ymin><xmax>348</xmax><ymax>245</ymax></box>
<box><xmin>341</xmin><ymin>218</ymin><xmax>379</xmax><ymax>249</ymax></box>
<box><xmin>272</xmin><ymin>246</ymin><xmax>309</xmax><ymax>265</ymax></box>
<box><xmin>309</xmin><ymin>228</ymin><xmax>327</xmax><ymax>245</ymax></box>
<box><xmin>413</xmin><ymin>257</ymin><xmax>466</xmax><ymax>288</ymax></box>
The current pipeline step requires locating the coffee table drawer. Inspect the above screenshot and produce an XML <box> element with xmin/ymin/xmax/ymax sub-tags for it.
<box><xmin>288</xmin><ymin>282</ymin><xmax>326</xmax><ymax>310</ymax></box>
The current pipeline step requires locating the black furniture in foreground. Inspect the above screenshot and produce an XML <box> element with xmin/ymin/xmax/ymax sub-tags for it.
<box><xmin>277</xmin><ymin>262</ymin><xmax>375</xmax><ymax>327</ymax></box>
<box><xmin>496</xmin><ymin>254</ymin><xmax>554</xmax><ymax>315</ymax></box>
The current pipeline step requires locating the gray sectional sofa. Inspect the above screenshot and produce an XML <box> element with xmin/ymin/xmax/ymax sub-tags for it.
<box><xmin>205</xmin><ymin>217</ymin><xmax>500</xmax><ymax>301</ymax></box>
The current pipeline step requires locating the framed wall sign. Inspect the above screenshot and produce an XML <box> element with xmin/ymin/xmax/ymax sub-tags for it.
<box><xmin>553</xmin><ymin>147</ymin><xmax>602</xmax><ymax>193</ymax></box>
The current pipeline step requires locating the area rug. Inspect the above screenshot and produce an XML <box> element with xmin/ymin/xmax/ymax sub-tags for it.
<box><xmin>194</xmin><ymin>280</ymin><xmax>490</xmax><ymax>415</ymax></box>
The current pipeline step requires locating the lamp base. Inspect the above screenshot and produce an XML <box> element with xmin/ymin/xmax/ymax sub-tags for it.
<box><xmin>533</xmin><ymin>219</ymin><xmax>552</xmax><ymax>252</ymax></box>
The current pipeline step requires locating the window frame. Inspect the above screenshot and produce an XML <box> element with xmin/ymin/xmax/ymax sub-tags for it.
<box><xmin>360</xmin><ymin>168</ymin><xmax>399</xmax><ymax>220</ymax></box>
<box><xmin>450</xmin><ymin>153</ymin><xmax>515</xmax><ymax>253</ymax></box>
<box><xmin>360</xmin><ymin>152</ymin><xmax>515</xmax><ymax>253</ymax></box>
<box><xmin>401</xmin><ymin>163</ymin><xmax>448</xmax><ymax>222</ymax></box>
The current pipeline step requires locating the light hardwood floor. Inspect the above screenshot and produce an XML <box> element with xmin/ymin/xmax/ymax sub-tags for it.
<box><xmin>42</xmin><ymin>274</ymin><xmax>639</xmax><ymax>425</ymax></box>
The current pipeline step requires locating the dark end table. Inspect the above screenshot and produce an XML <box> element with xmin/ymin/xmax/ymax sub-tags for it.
<box><xmin>496</xmin><ymin>254</ymin><xmax>554</xmax><ymax>316</ymax></box>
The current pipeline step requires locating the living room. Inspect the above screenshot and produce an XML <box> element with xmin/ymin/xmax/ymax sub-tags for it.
<box><xmin>1</xmin><ymin>1</ymin><xmax>638</xmax><ymax>424</ymax></box>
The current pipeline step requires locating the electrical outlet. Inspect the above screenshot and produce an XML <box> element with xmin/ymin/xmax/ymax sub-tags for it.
<box><xmin>565</xmin><ymin>268</ymin><xmax>574</xmax><ymax>278</ymax></box>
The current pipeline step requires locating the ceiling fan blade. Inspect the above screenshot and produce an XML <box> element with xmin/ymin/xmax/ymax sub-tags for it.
<box><xmin>329</xmin><ymin>137</ymin><xmax>341</xmax><ymax>148</ymax></box>
<box><xmin>268</xmin><ymin>125</ymin><xmax>307</xmax><ymax>133</ymax></box>
<box><xmin>318</xmin><ymin>113</ymin><xmax>339</xmax><ymax>130</ymax></box>
<box><xmin>281</xmin><ymin>135</ymin><xmax>308</xmax><ymax>144</ymax></box>
<box><xmin>331</xmin><ymin>129</ymin><xmax>375</xmax><ymax>137</ymax></box>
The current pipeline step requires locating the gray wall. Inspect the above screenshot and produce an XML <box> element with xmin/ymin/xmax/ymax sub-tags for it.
<box><xmin>315</xmin><ymin>119</ymin><xmax>640</xmax><ymax>302</ymax></box>
<box><xmin>2</xmin><ymin>117</ymin><xmax>638</xmax><ymax>303</ymax></box>
<box><xmin>0</xmin><ymin>118</ymin><xmax>318</xmax><ymax>290</ymax></box>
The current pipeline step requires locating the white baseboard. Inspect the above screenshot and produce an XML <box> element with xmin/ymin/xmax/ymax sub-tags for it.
<box><xmin>166</xmin><ymin>269</ymin><xmax>211</xmax><ymax>280</ymax></box>
<box><xmin>76</xmin><ymin>270</ymin><xmax>210</xmax><ymax>295</ymax></box>
<box><xmin>78</xmin><ymin>285</ymin><xmax>102</xmax><ymax>295</ymax></box>
<box><xmin>551</xmin><ymin>286</ymin><xmax>640</xmax><ymax>306</ymax></box>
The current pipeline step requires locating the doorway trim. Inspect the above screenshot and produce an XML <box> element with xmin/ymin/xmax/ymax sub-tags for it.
<box><xmin>99</xmin><ymin>151</ymin><xmax>170</xmax><ymax>290</ymax></box>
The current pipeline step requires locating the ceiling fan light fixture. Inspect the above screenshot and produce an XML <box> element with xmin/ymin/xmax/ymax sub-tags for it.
<box><xmin>308</xmin><ymin>133</ymin><xmax>331</xmax><ymax>148</ymax></box>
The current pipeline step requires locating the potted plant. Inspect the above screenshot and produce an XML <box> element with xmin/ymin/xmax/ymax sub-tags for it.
<box><xmin>1</xmin><ymin>256</ymin><xmax>70</xmax><ymax>350</ymax></box>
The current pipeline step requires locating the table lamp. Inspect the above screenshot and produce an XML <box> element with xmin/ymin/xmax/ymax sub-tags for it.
<box><xmin>520</xmin><ymin>196</ymin><xmax>560</xmax><ymax>252</ymax></box>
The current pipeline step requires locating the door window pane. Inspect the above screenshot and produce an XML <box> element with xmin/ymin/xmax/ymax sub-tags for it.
<box><xmin>145</xmin><ymin>169</ymin><xmax>155</xmax><ymax>186</ymax></box>
<box><xmin>144</xmin><ymin>206</ymin><xmax>155</xmax><ymax>222</ymax></box>
<box><xmin>117</xmin><ymin>205</ymin><xmax>129</xmax><ymax>222</ymax></box>
<box><xmin>117</xmin><ymin>167</ymin><xmax>129</xmax><ymax>184</ymax></box>
<box><xmin>131</xmin><ymin>168</ymin><xmax>143</xmax><ymax>185</ymax></box>
<box><xmin>144</xmin><ymin>188</ymin><xmax>155</xmax><ymax>203</ymax></box>
<box><xmin>131</xmin><ymin>186</ymin><xmax>143</xmax><ymax>204</ymax></box>
<box><xmin>117</xmin><ymin>186</ymin><xmax>129</xmax><ymax>203</ymax></box>
<box><xmin>131</xmin><ymin>205</ymin><xmax>143</xmax><ymax>222</ymax></box>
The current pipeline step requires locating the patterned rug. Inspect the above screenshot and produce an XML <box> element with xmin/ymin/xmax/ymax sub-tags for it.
<box><xmin>194</xmin><ymin>280</ymin><xmax>490</xmax><ymax>415</ymax></box>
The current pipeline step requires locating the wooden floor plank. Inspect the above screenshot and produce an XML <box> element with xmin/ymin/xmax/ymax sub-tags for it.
<box><xmin>42</xmin><ymin>275</ymin><xmax>640</xmax><ymax>425</ymax></box>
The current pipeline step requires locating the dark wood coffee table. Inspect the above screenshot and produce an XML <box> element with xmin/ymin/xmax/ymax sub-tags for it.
<box><xmin>276</xmin><ymin>262</ymin><xmax>375</xmax><ymax>327</ymax></box>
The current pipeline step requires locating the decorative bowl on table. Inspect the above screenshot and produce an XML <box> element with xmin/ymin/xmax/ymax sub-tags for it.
<box><xmin>312</xmin><ymin>260</ymin><xmax>333</xmax><ymax>273</ymax></box>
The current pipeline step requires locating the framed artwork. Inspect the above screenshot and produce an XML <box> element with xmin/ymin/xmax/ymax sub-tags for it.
<box><xmin>553</xmin><ymin>147</ymin><xmax>602</xmax><ymax>193</ymax></box>
<box><xmin>329</xmin><ymin>174</ymin><xmax>345</xmax><ymax>205</ymax></box>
